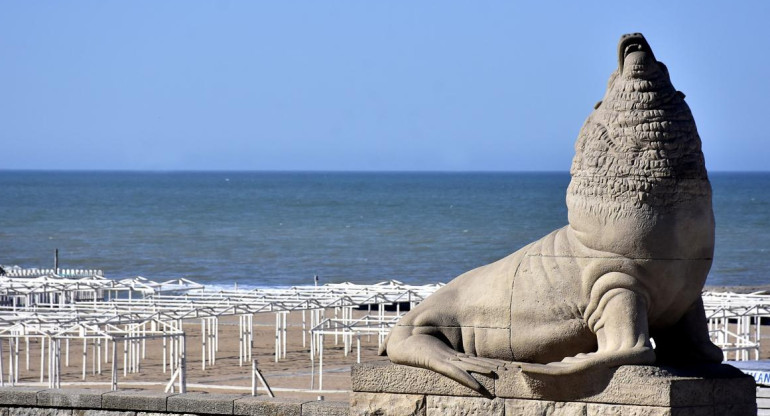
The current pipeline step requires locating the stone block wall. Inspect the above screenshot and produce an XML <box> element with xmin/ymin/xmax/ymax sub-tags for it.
<box><xmin>0</xmin><ymin>387</ymin><xmax>348</xmax><ymax>416</ymax></box>
<box><xmin>351</xmin><ymin>362</ymin><xmax>757</xmax><ymax>415</ymax></box>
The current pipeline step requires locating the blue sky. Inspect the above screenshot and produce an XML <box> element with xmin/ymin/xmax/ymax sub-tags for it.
<box><xmin>1</xmin><ymin>1</ymin><xmax>768</xmax><ymax>171</ymax></box>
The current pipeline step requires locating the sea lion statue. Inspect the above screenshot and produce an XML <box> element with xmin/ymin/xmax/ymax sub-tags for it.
<box><xmin>380</xmin><ymin>33</ymin><xmax>723</xmax><ymax>393</ymax></box>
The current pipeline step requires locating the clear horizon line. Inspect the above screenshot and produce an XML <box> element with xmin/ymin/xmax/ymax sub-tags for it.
<box><xmin>1</xmin><ymin>168</ymin><xmax>768</xmax><ymax>174</ymax></box>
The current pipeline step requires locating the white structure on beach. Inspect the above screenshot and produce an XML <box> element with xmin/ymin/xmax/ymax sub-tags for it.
<box><xmin>0</xmin><ymin>266</ymin><xmax>766</xmax><ymax>393</ymax></box>
<box><xmin>0</xmin><ymin>267</ymin><xmax>440</xmax><ymax>393</ymax></box>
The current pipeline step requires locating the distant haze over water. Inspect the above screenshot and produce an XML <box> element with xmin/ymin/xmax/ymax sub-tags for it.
<box><xmin>1</xmin><ymin>171</ymin><xmax>768</xmax><ymax>288</ymax></box>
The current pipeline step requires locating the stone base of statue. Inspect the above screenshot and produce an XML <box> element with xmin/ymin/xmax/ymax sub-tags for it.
<box><xmin>350</xmin><ymin>362</ymin><xmax>756</xmax><ymax>415</ymax></box>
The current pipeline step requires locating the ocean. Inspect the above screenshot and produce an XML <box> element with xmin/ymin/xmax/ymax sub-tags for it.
<box><xmin>1</xmin><ymin>171</ymin><xmax>768</xmax><ymax>288</ymax></box>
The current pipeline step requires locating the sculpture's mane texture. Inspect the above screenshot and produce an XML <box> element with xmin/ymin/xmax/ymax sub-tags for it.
<box><xmin>567</xmin><ymin>38</ymin><xmax>709</xmax><ymax>221</ymax></box>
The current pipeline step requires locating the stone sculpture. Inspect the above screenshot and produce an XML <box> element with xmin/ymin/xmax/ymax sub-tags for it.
<box><xmin>381</xmin><ymin>33</ymin><xmax>723</xmax><ymax>393</ymax></box>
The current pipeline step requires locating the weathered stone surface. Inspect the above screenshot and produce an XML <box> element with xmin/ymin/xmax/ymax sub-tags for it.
<box><xmin>102</xmin><ymin>390</ymin><xmax>175</xmax><ymax>412</ymax></box>
<box><xmin>6</xmin><ymin>408</ymin><xmax>71</xmax><ymax>416</ymax></box>
<box><xmin>586</xmin><ymin>403</ymin><xmax>671</xmax><ymax>416</ymax></box>
<box><xmin>426</xmin><ymin>395</ymin><xmax>503</xmax><ymax>416</ymax></box>
<box><xmin>352</xmin><ymin>361</ymin><xmax>755</xmax><ymax>415</ymax></box>
<box><xmin>349</xmin><ymin>393</ymin><xmax>424</xmax><ymax>416</ymax></box>
<box><xmin>606</xmin><ymin>366</ymin><xmax>713</xmax><ymax>407</ymax></box>
<box><xmin>354</xmin><ymin>361</ymin><xmax>754</xmax><ymax>407</ymax></box>
<box><xmin>352</xmin><ymin>362</ymin><xmax>495</xmax><ymax>397</ymax></box>
<box><xmin>233</xmin><ymin>396</ymin><xmax>304</xmax><ymax>416</ymax></box>
<box><xmin>73</xmin><ymin>411</ymin><xmax>135</xmax><ymax>416</ymax></box>
<box><xmin>38</xmin><ymin>389</ymin><xmax>109</xmax><ymax>409</ymax></box>
<box><xmin>167</xmin><ymin>393</ymin><xmax>243</xmax><ymax>415</ymax></box>
<box><xmin>0</xmin><ymin>387</ymin><xmax>46</xmax><ymax>406</ymax></box>
<box><xmin>301</xmin><ymin>400</ymin><xmax>348</xmax><ymax>416</ymax></box>
<box><xmin>380</xmin><ymin>32</ymin><xmax>725</xmax><ymax>397</ymax></box>
<box><xmin>494</xmin><ymin>365</ymin><xmax>613</xmax><ymax>401</ymax></box>
<box><xmin>137</xmin><ymin>413</ymin><xmax>197</xmax><ymax>416</ymax></box>
<box><xmin>713</xmin><ymin>403</ymin><xmax>757</xmax><ymax>416</ymax></box>
<box><xmin>494</xmin><ymin>364</ymin><xmax>755</xmax><ymax>407</ymax></box>
<box><xmin>506</xmin><ymin>399</ymin><xmax>588</xmax><ymax>416</ymax></box>
<box><xmin>712</xmin><ymin>371</ymin><xmax>757</xmax><ymax>405</ymax></box>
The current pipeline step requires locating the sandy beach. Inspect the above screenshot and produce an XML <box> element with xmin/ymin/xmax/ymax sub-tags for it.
<box><xmin>6</xmin><ymin>300</ymin><xmax>770</xmax><ymax>402</ymax></box>
<box><xmin>7</xmin><ymin>311</ymin><xmax>387</xmax><ymax>401</ymax></box>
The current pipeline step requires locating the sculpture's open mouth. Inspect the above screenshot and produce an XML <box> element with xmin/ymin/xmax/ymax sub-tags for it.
<box><xmin>617</xmin><ymin>33</ymin><xmax>657</xmax><ymax>77</ymax></box>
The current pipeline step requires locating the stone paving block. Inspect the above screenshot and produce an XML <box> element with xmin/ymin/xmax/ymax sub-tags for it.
<box><xmin>495</xmin><ymin>364</ymin><xmax>644</xmax><ymax>403</ymax></box>
<box><xmin>73</xmin><ymin>411</ymin><xmax>135</xmax><ymax>416</ymax></box>
<box><xmin>592</xmin><ymin>366</ymin><xmax>705</xmax><ymax>407</ymax></box>
<box><xmin>352</xmin><ymin>362</ymin><xmax>495</xmax><ymax>397</ymax></box>
<box><xmin>351</xmin><ymin>362</ymin><xmax>756</xmax><ymax>414</ymax></box>
<box><xmin>38</xmin><ymin>389</ymin><xmax>110</xmax><ymax>409</ymax></box>
<box><xmin>712</xmin><ymin>403</ymin><xmax>757</xmax><ymax>416</ymax></box>
<box><xmin>233</xmin><ymin>396</ymin><xmax>304</xmax><ymax>416</ymax></box>
<box><xmin>7</xmin><ymin>408</ymin><xmax>72</xmax><ymax>416</ymax></box>
<box><xmin>712</xmin><ymin>373</ymin><xmax>757</xmax><ymax>405</ymax></box>
<box><xmin>586</xmin><ymin>402</ymin><xmax>672</xmax><ymax>416</ymax></box>
<box><xmin>492</xmin><ymin>364</ymin><xmax>755</xmax><ymax>407</ymax></box>
<box><xmin>506</xmin><ymin>399</ymin><xmax>588</xmax><ymax>415</ymax></box>
<box><xmin>301</xmin><ymin>400</ymin><xmax>348</xmax><ymax>416</ymax></box>
<box><xmin>349</xmin><ymin>393</ymin><xmax>424</xmax><ymax>416</ymax></box>
<box><xmin>0</xmin><ymin>387</ymin><xmax>47</xmax><ymax>406</ymax></box>
<box><xmin>167</xmin><ymin>393</ymin><xmax>244</xmax><ymax>415</ymax></box>
<box><xmin>426</xmin><ymin>395</ymin><xmax>503</xmax><ymax>416</ymax></box>
<box><xmin>137</xmin><ymin>413</ymin><xmax>197</xmax><ymax>416</ymax></box>
<box><xmin>102</xmin><ymin>390</ymin><xmax>175</xmax><ymax>412</ymax></box>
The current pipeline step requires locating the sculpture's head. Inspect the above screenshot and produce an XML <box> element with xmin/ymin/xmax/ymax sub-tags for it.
<box><xmin>600</xmin><ymin>33</ymin><xmax>682</xmax><ymax>114</ymax></box>
<box><xmin>616</xmin><ymin>33</ymin><xmax>663</xmax><ymax>81</ymax></box>
<box><xmin>566</xmin><ymin>33</ymin><xmax>713</xmax><ymax>259</ymax></box>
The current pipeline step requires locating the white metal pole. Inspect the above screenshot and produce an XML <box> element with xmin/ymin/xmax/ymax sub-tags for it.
<box><xmin>8</xmin><ymin>338</ymin><xmax>14</xmax><ymax>386</ymax></box>
<box><xmin>309</xmin><ymin>331</ymin><xmax>314</xmax><ymax>390</ymax></box>
<box><xmin>274</xmin><ymin>313</ymin><xmax>279</xmax><ymax>362</ymax></box>
<box><xmin>201</xmin><ymin>318</ymin><xmax>206</xmax><ymax>370</ymax></box>
<box><xmin>40</xmin><ymin>337</ymin><xmax>45</xmax><ymax>383</ymax></box>
<box><xmin>281</xmin><ymin>312</ymin><xmax>289</xmax><ymax>358</ymax></box>
<box><xmin>334</xmin><ymin>307</ymin><xmax>339</xmax><ymax>345</ymax></box>
<box><xmin>162</xmin><ymin>334</ymin><xmax>167</xmax><ymax>373</ymax></box>
<box><xmin>249</xmin><ymin>314</ymin><xmax>253</xmax><ymax>360</ymax></box>
<box><xmin>0</xmin><ymin>338</ymin><xmax>4</xmax><ymax>387</ymax></box>
<box><xmin>208</xmin><ymin>318</ymin><xmax>214</xmax><ymax>366</ymax></box>
<box><xmin>97</xmin><ymin>338</ymin><xmax>102</xmax><ymax>375</ymax></box>
<box><xmin>251</xmin><ymin>359</ymin><xmax>256</xmax><ymax>396</ymax></box>
<box><xmin>179</xmin><ymin>334</ymin><xmax>186</xmax><ymax>393</ymax></box>
<box><xmin>14</xmin><ymin>336</ymin><xmax>19</xmax><ymax>384</ymax></box>
<box><xmin>48</xmin><ymin>338</ymin><xmax>53</xmax><ymax>388</ymax></box>
<box><xmin>56</xmin><ymin>339</ymin><xmax>61</xmax><ymax>388</ymax></box>
<box><xmin>239</xmin><ymin>315</ymin><xmax>244</xmax><ymax>367</ymax></box>
<box><xmin>212</xmin><ymin>317</ymin><xmax>217</xmax><ymax>365</ymax></box>
<box><xmin>302</xmin><ymin>310</ymin><xmax>306</xmax><ymax>348</ymax></box>
<box><xmin>92</xmin><ymin>338</ymin><xmax>97</xmax><ymax>375</ymax></box>
<box><xmin>170</xmin><ymin>333</ymin><xmax>175</xmax><ymax>375</ymax></box>
<box><xmin>123</xmin><ymin>340</ymin><xmax>128</xmax><ymax>377</ymax></box>
<box><xmin>319</xmin><ymin>333</ymin><xmax>324</xmax><ymax>391</ymax></box>
<box><xmin>111</xmin><ymin>340</ymin><xmax>117</xmax><ymax>391</ymax></box>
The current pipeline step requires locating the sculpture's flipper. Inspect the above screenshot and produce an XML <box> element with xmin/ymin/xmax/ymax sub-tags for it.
<box><xmin>652</xmin><ymin>297</ymin><xmax>724</xmax><ymax>364</ymax></box>
<box><xmin>384</xmin><ymin>325</ymin><xmax>507</xmax><ymax>393</ymax></box>
<box><xmin>518</xmin><ymin>283</ymin><xmax>655</xmax><ymax>375</ymax></box>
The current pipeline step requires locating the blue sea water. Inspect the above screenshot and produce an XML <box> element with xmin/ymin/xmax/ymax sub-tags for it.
<box><xmin>1</xmin><ymin>171</ymin><xmax>768</xmax><ymax>288</ymax></box>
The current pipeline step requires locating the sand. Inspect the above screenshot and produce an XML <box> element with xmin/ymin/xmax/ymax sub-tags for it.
<box><xmin>7</xmin><ymin>310</ymin><xmax>387</xmax><ymax>401</ymax></box>
<box><xmin>7</xmin><ymin>307</ymin><xmax>770</xmax><ymax>401</ymax></box>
